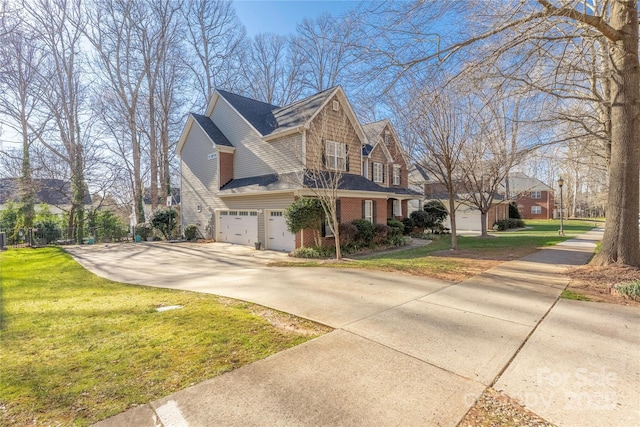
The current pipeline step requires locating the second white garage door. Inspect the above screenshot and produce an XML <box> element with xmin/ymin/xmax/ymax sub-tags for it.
<box><xmin>219</xmin><ymin>211</ymin><xmax>258</xmax><ymax>246</ymax></box>
<box><xmin>267</xmin><ymin>211</ymin><xmax>295</xmax><ymax>252</ymax></box>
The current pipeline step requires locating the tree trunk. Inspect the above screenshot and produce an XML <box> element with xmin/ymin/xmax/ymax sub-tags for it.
<box><xmin>447</xmin><ymin>193</ymin><xmax>458</xmax><ymax>250</ymax></box>
<box><xmin>591</xmin><ymin>2</ymin><xmax>640</xmax><ymax>266</ymax></box>
<box><xmin>19</xmin><ymin>115</ymin><xmax>34</xmax><ymax>228</ymax></box>
<box><xmin>480</xmin><ymin>210</ymin><xmax>488</xmax><ymax>237</ymax></box>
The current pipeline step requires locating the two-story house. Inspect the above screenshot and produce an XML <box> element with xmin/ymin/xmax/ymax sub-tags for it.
<box><xmin>177</xmin><ymin>86</ymin><xmax>419</xmax><ymax>251</ymax></box>
<box><xmin>506</xmin><ymin>172</ymin><xmax>555</xmax><ymax>219</ymax></box>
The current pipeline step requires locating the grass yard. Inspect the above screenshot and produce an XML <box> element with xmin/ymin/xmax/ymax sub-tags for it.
<box><xmin>0</xmin><ymin>248</ymin><xmax>330</xmax><ymax>426</ymax></box>
<box><xmin>272</xmin><ymin>219</ymin><xmax>600</xmax><ymax>281</ymax></box>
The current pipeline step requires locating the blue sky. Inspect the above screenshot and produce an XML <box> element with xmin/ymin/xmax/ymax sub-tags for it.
<box><xmin>233</xmin><ymin>0</ymin><xmax>359</xmax><ymax>36</ymax></box>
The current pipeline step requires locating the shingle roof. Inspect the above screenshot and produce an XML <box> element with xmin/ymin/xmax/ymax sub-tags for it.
<box><xmin>507</xmin><ymin>172</ymin><xmax>553</xmax><ymax>193</ymax></box>
<box><xmin>0</xmin><ymin>178</ymin><xmax>91</xmax><ymax>206</ymax></box>
<box><xmin>191</xmin><ymin>113</ymin><xmax>233</xmax><ymax>147</ymax></box>
<box><xmin>216</xmin><ymin>90</ymin><xmax>279</xmax><ymax>136</ymax></box>
<box><xmin>216</xmin><ymin>87</ymin><xmax>339</xmax><ymax>137</ymax></box>
<box><xmin>362</xmin><ymin>120</ymin><xmax>386</xmax><ymax>144</ymax></box>
<box><xmin>218</xmin><ymin>172</ymin><xmax>421</xmax><ymax>197</ymax></box>
<box><xmin>271</xmin><ymin>87</ymin><xmax>337</xmax><ymax>133</ymax></box>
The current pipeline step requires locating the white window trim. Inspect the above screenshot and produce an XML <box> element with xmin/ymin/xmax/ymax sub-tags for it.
<box><xmin>362</xmin><ymin>160</ymin><xmax>368</xmax><ymax>179</ymax></box>
<box><xmin>325</xmin><ymin>140</ymin><xmax>346</xmax><ymax>171</ymax></box>
<box><xmin>393</xmin><ymin>199</ymin><xmax>402</xmax><ymax>217</ymax></box>
<box><xmin>531</xmin><ymin>191</ymin><xmax>542</xmax><ymax>199</ymax></box>
<box><xmin>373</xmin><ymin>162</ymin><xmax>383</xmax><ymax>183</ymax></box>
<box><xmin>531</xmin><ymin>205</ymin><xmax>542</xmax><ymax>214</ymax></box>
<box><xmin>364</xmin><ymin>200</ymin><xmax>373</xmax><ymax>223</ymax></box>
<box><xmin>392</xmin><ymin>165</ymin><xmax>401</xmax><ymax>186</ymax></box>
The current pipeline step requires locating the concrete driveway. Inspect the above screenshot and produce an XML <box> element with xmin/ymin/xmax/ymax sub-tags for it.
<box><xmin>66</xmin><ymin>241</ymin><xmax>452</xmax><ymax>327</ymax></box>
<box><xmin>67</xmin><ymin>232</ymin><xmax>639</xmax><ymax>427</ymax></box>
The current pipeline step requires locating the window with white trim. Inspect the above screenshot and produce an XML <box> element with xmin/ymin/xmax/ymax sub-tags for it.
<box><xmin>531</xmin><ymin>206</ymin><xmax>542</xmax><ymax>214</ymax></box>
<box><xmin>325</xmin><ymin>140</ymin><xmax>346</xmax><ymax>171</ymax></box>
<box><xmin>364</xmin><ymin>200</ymin><xmax>373</xmax><ymax>223</ymax></box>
<box><xmin>393</xmin><ymin>199</ymin><xmax>402</xmax><ymax>217</ymax></box>
<box><xmin>392</xmin><ymin>165</ymin><xmax>401</xmax><ymax>186</ymax></box>
<box><xmin>531</xmin><ymin>191</ymin><xmax>542</xmax><ymax>199</ymax></box>
<box><xmin>373</xmin><ymin>162</ymin><xmax>383</xmax><ymax>183</ymax></box>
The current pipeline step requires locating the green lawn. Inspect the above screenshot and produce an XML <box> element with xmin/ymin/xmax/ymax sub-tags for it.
<box><xmin>0</xmin><ymin>248</ymin><xmax>329</xmax><ymax>426</ymax></box>
<box><xmin>274</xmin><ymin>219</ymin><xmax>600</xmax><ymax>280</ymax></box>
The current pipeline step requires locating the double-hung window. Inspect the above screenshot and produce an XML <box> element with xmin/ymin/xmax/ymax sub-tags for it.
<box><xmin>531</xmin><ymin>206</ymin><xmax>542</xmax><ymax>214</ymax></box>
<box><xmin>325</xmin><ymin>140</ymin><xmax>346</xmax><ymax>171</ymax></box>
<box><xmin>392</xmin><ymin>165</ymin><xmax>401</xmax><ymax>186</ymax></box>
<box><xmin>364</xmin><ymin>200</ymin><xmax>374</xmax><ymax>223</ymax></box>
<box><xmin>531</xmin><ymin>191</ymin><xmax>542</xmax><ymax>199</ymax></box>
<box><xmin>393</xmin><ymin>199</ymin><xmax>402</xmax><ymax>217</ymax></box>
<box><xmin>373</xmin><ymin>162</ymin><xmax>384</xmax><ymax>183</ymax></box>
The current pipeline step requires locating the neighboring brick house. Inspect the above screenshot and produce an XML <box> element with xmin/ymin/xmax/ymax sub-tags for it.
<box><xmin>177</xmin><ymin>86</ymin><xmax>420</xmax><ymax>251</ymax></box>
<box><xmin>506</xmin><ymin>172</ymin><xmax>555</xmax><ymax>220</ymax></box>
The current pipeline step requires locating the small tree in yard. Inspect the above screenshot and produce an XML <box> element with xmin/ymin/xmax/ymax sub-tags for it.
<box><xmin>424</xmin><ymin>200</ymin><xmax>448</xmax><ymax>225</ymax></box>
<box><xmin>284</xmin><ymin>198</ymin><xmax>324</xmax><ymax>247</ymax></box>
<box><xmin>149</xmin><ymin>207</ymin><xmax>177</xmax><ymax>240</ymax></box>
<box><xmin>509</xmin><ymin>202</ymin><xmax>521</xmax><ymax>219</ymax></box>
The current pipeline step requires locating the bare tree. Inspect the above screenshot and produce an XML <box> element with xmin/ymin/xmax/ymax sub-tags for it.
<box><xmin>0</xmin><ymin>18</ymin><xmax>49</xmax><ymax>228</ymax></box>
<box><xmin>457</xmin><ymin>88</ymin><xmax>530</xmax><ymax>236</ymax></box>
<box><xmin>23</xmin><ymin>0</ymin><xmax>89</xmax><ymax>242</ymax></box>
<box><xmin>293</xmin><ymin>13</ymin><xmax>358</xmax><ymax>93</ymax></box>
<box><xmin>300</xmin><ymin>106</ymin><xmax>358</xmax><ymax>260</ymax></box>
<box><xmin>182</xmin><ymin>0</ymin><xmax>246</xmax><ymax>105</ymax></box>
<box><xmin>241</xmin><ymin>33</ymin><xmax>304</xmax><ymax>106</ymax></box>
<box><xmin>86</xmin><ymin>0</ymin><xmax>149</xmax><ymax>224</ymax></box>
<box><xmin>358</xmin><ymin>0</ymin><xmax>640</xmax><ymax>266</ymax></box>
<box><xmin>400</xmin><ymin>81</ymin><xmax>468</xmax><ymax>249</ymax></box>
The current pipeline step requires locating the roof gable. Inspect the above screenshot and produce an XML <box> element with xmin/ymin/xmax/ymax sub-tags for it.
<box><xmin>507</xmin><ymin>173</ymin><xmax>553</xmax><ymax>193</ymax></box>
<box><xmin>215</xmin><ymin>89</ymin><xmax>279</xmax><ymax>136</ymax></box>
<box><xmin>191</xmin><ymin>113</ymin><xmax>233</xmax><ymax>147</ymax></box>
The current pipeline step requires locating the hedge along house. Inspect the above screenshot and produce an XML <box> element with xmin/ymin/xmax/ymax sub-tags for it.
<box><xmin>177</xmin><ymin>86</ymin><xmax>420</xmax><ymax>251</ymax></box>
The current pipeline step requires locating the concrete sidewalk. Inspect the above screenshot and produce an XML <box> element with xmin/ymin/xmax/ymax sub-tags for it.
<box><xmin>92</xmin><ymin>228</ymin><xmax>639</xmax><ymax>427</ymax></box>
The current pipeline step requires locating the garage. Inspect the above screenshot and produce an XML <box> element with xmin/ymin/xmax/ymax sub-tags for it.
<box><xmin>266</xmin><ymin>211</ymin><xmax>295</xmax><ymax>252</ymax></box>
<box><xmin>218</xmin><ymin>211</ymin><xmax>258</xmax><ymax>246</ymax></box>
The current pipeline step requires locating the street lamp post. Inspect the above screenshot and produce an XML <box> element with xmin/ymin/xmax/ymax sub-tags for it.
<box><xmin>558</xmin><ymin>177</ymin><xmax>564</xmax><ymax>236</ymax></box>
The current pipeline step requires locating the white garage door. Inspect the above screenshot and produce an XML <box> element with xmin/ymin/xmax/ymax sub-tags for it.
<box><xmin>267</xmin><ymin>211</ymin><xmax>295</xmax><ymax>252</ymax></box>
<box><xmin>451</xmin><ymin>208</ymin><xmax>483</xmax><ymax>231</ymax></box>
<box><xmin>219</xmin><ymin>211</ymin><xmax>258</xmax><ymax>246</ymax></box>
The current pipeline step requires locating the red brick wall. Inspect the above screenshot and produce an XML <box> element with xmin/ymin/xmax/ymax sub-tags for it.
<box><xmin>516</xmin><ymin>191</ymin><xmax>554</xmax><ymax>219</ymax></box>
<box><xmin>219</xmin><ymin>152</ymin><xmax>234</xmax><ymax>188</ymax></box>
<box><xmin>294</xmin><ymin>196</ymin><xmax>389</xmax><ymax>248</ymax></box>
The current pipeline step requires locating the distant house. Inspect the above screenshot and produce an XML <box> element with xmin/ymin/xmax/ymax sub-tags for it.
<box><xmin>177</xmin><ymin>86</ymin><xmax>420</xmax><ymax>251</ymax></box>
<box><xmin>129</xmin><ymin>187</ymin><xmax>182</xmax><ymax>227</ymax></box>
<box><xmin>0</xmin><ymin>178</ymin><xmax>91</xmax><ymax>215</ymax></box>
<box><xmin>505</xmin><ymin>172</ymin><xmax>555</xmax><ymax>220</ymax></box>
<box><xmin>409</xmin><ymin>166</ymin><xmax>509</xmax><ymax>232</ymax></box>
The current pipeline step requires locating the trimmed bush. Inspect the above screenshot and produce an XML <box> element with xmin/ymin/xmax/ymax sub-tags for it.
<box><xmin>291</xmin><ymin>245</ymin><xmax>336</xmax><ymax>258</ymax></box>
<box><xmin>351</xmin><ymin>219</ymin><xmax>375</xmax><ymax>245</ymax></box>
<box><xmin>401</xmin><ymin>217</ymin><xmax>415</xmax><ymax>234</ymax></box>
<box><xmin>184</xmin><ymin>224</ymin><xmax>198</xmax><ymax>241</ymax></box>
<box><xmin>338</xmin><ymin>222</ymin><xmax>358</xmax><ymax>246</ymax></box>
<box><xmin>373</xmin><ymin>224</ymin><xmax>391</xmax><ymax>244</ymax></box>
<box><xmin>409</xmin><ymin>210</ymin><xmax>431</xmax><ymax>230</ymax></box>
<box><xmin>387</xmin><ymin>218</ymin><xmax>404</xmax><ymax>237</ymax></box>
<box><xmin>493</xmin><ymin>218</ymin><xmax>526</xmax><ymax>231</ymax></box>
